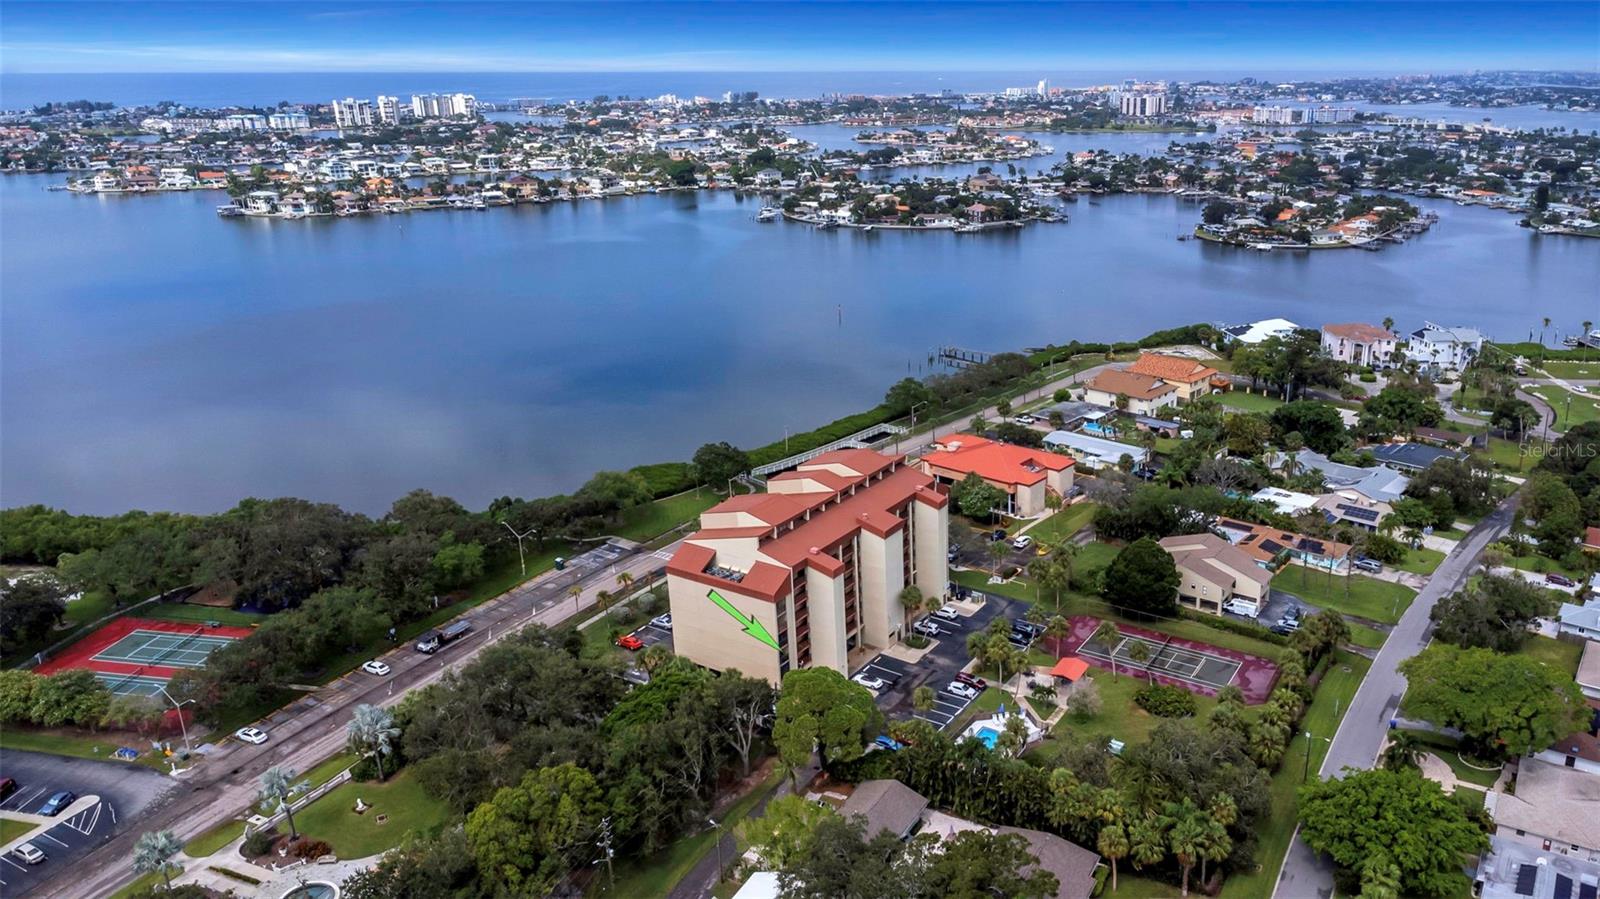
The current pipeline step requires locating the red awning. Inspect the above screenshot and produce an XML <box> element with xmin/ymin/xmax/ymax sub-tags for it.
<box><xmin>1050</xmin><ymin>656</ymin><xmax>1089</xmax><ymax>681</ymax></box>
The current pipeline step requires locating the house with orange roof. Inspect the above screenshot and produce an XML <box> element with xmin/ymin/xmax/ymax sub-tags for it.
<box><xmin>918</xmin><ymin>434</ymin><xmax>1074</xmax><ymax>518</ymax></box>
<box><xmin>665</xmin><ymin>449</ymin><xmax>949</xmax><ymax>684</ymax></box>
<box><xmin>1082</xmin><ymin>369</ymin><xmax>1178</xmax><ymax>416</ymax></box>
<box><xmin>1321</xmin><ymin>322</ymin><xmax>1398</xmax><ymax>366</ymax></box>
<box><xmin>1126</xmin><ymin>353</ymin><xmax>1222</xmax><ymax>402</ymax></box>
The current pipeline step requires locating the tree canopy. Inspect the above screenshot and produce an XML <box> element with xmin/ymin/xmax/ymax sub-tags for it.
<box><xmin>1101</xmin><ymin>537</ymin><xmax>1180</xmax><ymax>618</ymax></box>
<box><xmin>1398</xmin><ymin>644</ymin><xmax>1590</xmax><ymax>758</ymax></box>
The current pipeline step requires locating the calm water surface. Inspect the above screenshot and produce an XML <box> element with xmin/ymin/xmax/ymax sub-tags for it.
<box><xmin>2</xmin><ymin>172</ymin><xmax>1596</xmax><ymax>514</ymax></box>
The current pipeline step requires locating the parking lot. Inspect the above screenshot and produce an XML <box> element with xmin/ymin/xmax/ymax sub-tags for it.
<box><xmin>0</xmin><ymin>750</ymin><xmax>175</xmax><ymax>896</ymax></box>
<box><xmin>850</xmin><ymin>589</ymin><xmax>1026</xmax><ymax>731</ymax></box>
<box><xmin>627</xmin><ymin>618</ymin><xmax>674</xmax><ymax>651</ymax></box>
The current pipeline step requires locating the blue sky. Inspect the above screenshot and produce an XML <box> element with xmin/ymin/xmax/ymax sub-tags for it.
<box><xmin>2</xmin><ymin>1</ymin><xmax>1596</xmax><ymax>74</ymax></box>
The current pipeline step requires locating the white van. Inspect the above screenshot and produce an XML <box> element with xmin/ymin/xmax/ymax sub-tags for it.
<box><xmin>1223</xmin><ymin>599</ymin><xmax>1259</xmax><ymax>618</ymax></box>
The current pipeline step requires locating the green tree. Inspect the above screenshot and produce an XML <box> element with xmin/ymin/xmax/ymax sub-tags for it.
<box><xmin>346</xmin><ymin>703</ymin><xmax>400</xmax><ymax>781</ymax></box>
<box><xmin>1098</xmin><ymin>822</ymin><xmax>1131</xmax><ymax>893</ymax></box>
<box><xmin>1429</xmin><ymin>574</ymin><xmax>1555</xmax><ymax>652</ymax></box>
<box><xmin>1093</xmin><ymin>620</ymin><xmax>1121</xmax><ymax>679</ymax></box>
<box><xmin>913</xmin><ymin>685</ymin><xmax>936</xmax><ymax>714</ymax></box>
<box><xmin>0</xmin><ymin>669</ymin><xmax>40</xmax><ymax>723</ymax></box>
<box><xmin>258</xmin><ymin>766</ymin><xmax>301</xmax><ymax>839</ymax></box>
<box><xmin>1298</xmin><ymin>768</ymin><xmax>1487</xmax><ymax>897</ymax></box>
<box><xmin>1101</xmin><ymin>537</ymin><xmax>1180</xmax><ymax>619</ymax></box>
<box><xmin>737</xmin><ymin>794</ymin><xmax>835</xmax><ymax>869</ymax></box>
<box><xmin>693</xmin><ymin>442</ymin><xmax>752</xmax><ymax>490</ymax></box>
<box><xmin>1399</xmin><ymin>644</ymin><xmax>1590</xmax><ymax>759</ymax></box>
<box><xmin>772</xmin><ymin>668</ymin><xmax>882</xmax><ymax>784</ymax></box>
<box><xmin>1380</xmin><ymin>730</ymin><xmax>1422</xmax><ymax>772</ymax></box>
<box><xmin>132</xmin><ymin>830</ymin><xmax>184</xmax><ymax>892</ymax></box>
<box><xmin>884</xmin><ymin>378</ymin><xmax>935</xmax><ymax>416</ymax></box>
<box><xmin>1165</xmin><ymin>799</ymin><xmax>1207</xmax><ymax>897</ymax></box>
<box><xmin>954</xmin><ymin>472</ymin><xmax>1007</xmax><ymax>520</ymax></box>
<box><xmin>466</xmin><ymin>763</ymin><xmax>606</xmax><ymax>894</ymax></box>
<box><xmin>0</xmin><ymin>576</ymin><xmax>67</xmax><ymax>659</ymax></box>
<box><xmin>30</xmin><ymin>669</ymin><xmax>110</xmax><ymax>728</ymax></box>
<box><xmin>923</xmin><ymin>829</ymin><xmax>1059</xmax><ymax>899</ymax></box>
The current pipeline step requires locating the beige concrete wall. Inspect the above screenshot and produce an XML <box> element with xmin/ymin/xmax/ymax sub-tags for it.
<box><xmin>857</xmin><ymin>529</ymin><xmax>905</xmax><ymax>649</ymax></box>
<box><xmin>666</xmin><ymin>573</ymin><xmax>781</xmax><ymax>684</ymax></box>
<box><xmin>1015</xmin><ymin>481</ymin><xmax>1046</xmax><ymax>517</ymax></box>
<box><xmin>684</xmin><ymin>535</ymin><xmax>764</xmax><ymax>573</ymax></box>
<box><xmin>1174</xmin><ymin>566</ymin><xmax>1226</xmax><ymax>614</ymax></box>
<box><xmin>805</xmin><ymin>567</ymin><xmax>848</xmax><ymax>675</ymax></box>
<box><xmin>1046</xmin><ymin>468</ymin><xmax>1074</xmax><ymax>497</ymax></box>
<box><xmin>912</xmin><ymin>501</ymin><xmax>949</xmax><ymax>603</ymax></box>
<box><xmin>1205</xmin><ymin>559</ymin><xmax>1268</xmax><ymax>601</ymax></box>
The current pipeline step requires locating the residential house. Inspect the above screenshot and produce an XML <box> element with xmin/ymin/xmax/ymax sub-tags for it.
<box><xmin>1371</xmin><ymin>441</ymin><xmax>1465</xmax><ymax>473</ymax></box>
<box><xmin>1081</xmin><ymin>369</ymin><xmax>1178</xmax><ymax>415</ymax></box>
<box><xmin>1214</xmin><ymin>519</ymin><xmax>1351</xmax><ymax>573</ymax></box>
<box><xmin>1412</xmin><ymin>426</ymin><xmax>1474</xmax><ymax>450</ymax></box>
<box><xmin>839</xmin><ymin>779</ymin><xmax>929</xmax><ymax>842</ymax></box>
<box><xmin>1584</xmin><ymin>526</ymin><xmax>1600</xmax><ymax>554</ymax></box>
<box><xmin>918</xmin><ymin>434</ymin><xmax>1074</xmax><ymax>518</ymax></box>
<box><xmin>920</xmin><ymin>812</ymin><xmax>1101</xmax><ymax>899</ymax></box>
<box><xmin>1158</xmin><ymin>533</ymin><xmax>1273</xmax><ymax>616</ymax></box>
<box><xmin>1536</xmin><ymin>701</ymin><xmax>1600</xmax><ymax>776</ymax></box>
<box><xmin>665</xmin><ymin>450</ymin><xmax>949</xmax><ymax>685</ymax></box>
<box><xmin>1251</xmin><ymin>487</ymin><xmax>1320</xmax><ymax>517</ymax></box>
<box><xmin>1042</xmin><ymin>431</ymin><xmax>1148</xmax><ymax>471</ymax></box>
<box><xmin>1483</xmin><ymin>757</ymin><xmax>1600</xmax><ymax>861</ymax></box>
<box><xmin>1407</xmin><ymin>322</ymin><xmax>1486</xmax><ymax>371</ymax></box>
<box><xmin>1270</xmin><ymin>448</ymin><xmax>1411</xmax><ymax>504</ymax></box>
<box><xmin>1477</xmin><ymin>836</ymin><xmax>1600</xmax><ymax>899</ymax></box>
<box><xmin>1126</xmin><ymin>353</ymin><xmax>1223</xmax><ymax>401</ymax></box>
<box><xmin>1559</xmin><ymin>599</ymin><xmax>1600</xmax><ymax>641</ymax></box>
<box><xmin>1321</xmin><ymin>322</ymin><xmax>1398</xmax><ymax>367</ymax></box>
<box><xmin>1313</xmin><ymin>494</ymin><xmax>1393</xmax><ymax>532</ymax></box>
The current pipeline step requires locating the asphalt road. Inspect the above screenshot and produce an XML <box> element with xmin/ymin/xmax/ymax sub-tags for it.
<box><xmin>0</xmin><ymin>750</ymin><xmax>177</xmax><ymax>896</ymax></box>
<box><xmin>1270</xmin><ymin>497</ymin><xmax>1516</xmax><ymax>899</ymax></box>
<box><xmin>30</xmin><ymin>538</ymin><xmax>679</xmax><ymax>899</ymax></box>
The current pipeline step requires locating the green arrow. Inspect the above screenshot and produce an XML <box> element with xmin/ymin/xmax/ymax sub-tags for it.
<box><xmin>706</xmin><ymin>589</ymin><xmax>780</xmax><ymax>650</ymax></box>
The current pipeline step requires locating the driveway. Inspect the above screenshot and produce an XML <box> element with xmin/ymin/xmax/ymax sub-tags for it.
<box><xmin>1271</xmin><ymin>497</ymin><xmax>1516</xmax><ymax>899</ymax></box>
<box><xmin>866</xmin><ymin>591</ymin><xmax>1025</xmax><ymax>724</ymax></box>
<box><xmin>0</xmin><ymin>750</ymin><xmax>176</xmax><ymax>897</ymax></box>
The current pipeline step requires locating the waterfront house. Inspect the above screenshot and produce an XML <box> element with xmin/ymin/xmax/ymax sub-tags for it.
<box><xmin>1222</xmin><ymin>318</ymin><xmax>1301</xmax><ymax>345</ymax></box>
<box><xmin>1158</xmin><ymin>532</ymin><xmax>1272</xmax><ymax>616</ymax></box>
<box><xmin>1126</xmin><ymin>353</ymin><xmax>1222</xmax><ymax>401</ymax></box>
<box><xmin>242</xmin><ymin>190</ymin><xmax>279</xmax><ymax>215</ymax></box>
<box><xmin>1321</xmin><ymin>322</ymin><xmax>1398</xmax><ymax>367</ymax></box>
<box><xmin>1407</xmin><ymin>322</ymin><xmax>1486</xmax><ymax>371</ymax></box>
<box><xmin>1082</xmin><ymin>369</ymin><xmax>1178</xmax><ymax>415</ymax></box>
<box><xmin>918</xmin><ymin>434</ymin><xmax>1074</xmax><ymax>518</ymax></box>
<box><xmin>1042</xmin><ymin>431</ymin><xmax>1147</xmax><ymax>471</ymax></box>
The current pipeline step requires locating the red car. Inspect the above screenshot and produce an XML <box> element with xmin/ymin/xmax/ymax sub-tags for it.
<box><xmin>616</xmin><ymin>634</ymin><xmax>645</xmax><ymax>651</ymax></box>
<box><xmin>955</xmin><ymin>671</ymin><xmax>988</xmax><ymax>690</ymax></box>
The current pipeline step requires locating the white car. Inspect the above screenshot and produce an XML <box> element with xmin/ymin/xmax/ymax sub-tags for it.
<box><xmin>12</xmin><ymin>843</ymin><xmax>45</xmax><ymax>865</ymax></box>
<box><xmin>945</xmin><ymin>681</ymin><xmax>979</xmax><ymax>700</ymax></box>
<box><xmin>852</xmin><ymin>673</ymin><xmax>887</xmax><ymax>692</ymax></box>
<box><xmin>361</xmin><ymin>660</ymin><xmax>391</xmax><ymax>676</ymax></box>
<box><xmin>1011</xmin><ymin>535</ymin><xmax>1035</xmax><ymax>551</ymax></box>
<box><xmin>651</xmin><ymin>614</ymin><xmax>673</xmax><ymax>630</ymax></box>
<box><xmin>932</xmin><ymin>606</ymin><xmax>960</xmax><ymax>622</ymax></box>
<box><xmin>912</xmin><ymin>619</ymin><xmax>942</xmax><ymax>637</ymax></box>
<box><xmin>1012</xmin><ymin>414</ymin><xmax>1037</xmax><ymax>425</ymax></box>
<box><xmin>234</xmin><ymin>727</ymin><xmax>269</xmax><ymax>745</ymax></box>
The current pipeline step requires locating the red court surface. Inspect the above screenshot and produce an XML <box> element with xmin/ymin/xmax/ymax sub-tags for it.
<box><xmin>36</xmin><ymin>617</ymin><xmax>255</xmax><ymax>681</ymax></box>
<box><xmin>1046</xmin><ymin>615</ymin><xmax>1281</xmax><ymax>704</ymax></box>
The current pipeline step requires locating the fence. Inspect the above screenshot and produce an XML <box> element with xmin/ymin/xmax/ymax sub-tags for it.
<box><xmin>246</xmin><ymin>766</ymin><xmax>354</xmax><ymax>836</ymax></box>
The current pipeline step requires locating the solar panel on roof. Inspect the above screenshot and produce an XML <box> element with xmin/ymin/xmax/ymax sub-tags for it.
<box><xmin>1578</xmin><ymin>879</ymin><xmax>1596</xmax><ymax>899</ymax></box>
<box><xmin>1515</xmin><ymin>864</ymin><xmax>1537</xmax><ymax>896</ymax></box>
<box><xmin>1299</xmin><ymin>539</ymin><xmax>1326</xmax><ymax>554</ymax></box>
<box><xmin>1337</xmin><ymin>504</ymin><xmax>1380</xmax><ymax>522</ymax></box>
<box><xmin>1259</xmin><ymin>539</ymin><xmax>1285</xmax><ymax>554</ymax></box>
<box><xmin>1554</xmin><ymin>874</ymin><xmax>1573</xmax><ymax>899</ymax></box>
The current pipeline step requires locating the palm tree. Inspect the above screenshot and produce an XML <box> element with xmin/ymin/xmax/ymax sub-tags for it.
<box><xmin>987</xmin><ymin>540</ymin><xmax>1009</xmax><ymax>577</ymax></box>
<box><xmin>988</xmin><ymin>634</ymin><xmax>1027</xmax><ymax>692</ymax></box>
<box><xmin>258</xmin><ymin>766</ymin><xmax>301</xmax><ymax>839</ymax></box>
<box><xmin>1098</xmin><ymin>823</ymin><xmax>1130</xmax><ymax>893</ymax></box>
<box><xmin>1381</xmin><ymin>316</ymin><xmax>1395</xmax><ymax>334</ymax></box>
<box><xmin>898</xmin><ymin>585</ymin><xmax>925</xmax><ymax>624</ymax></box>
<box><xmin>1380</xmin><ymin>730</ymin><xmax>1422</xmax><ymax>772</ymax></box>
<box><xmin>912</xmin><ymin>685</ymin><xmax>935</xmax><ymax>715</ymax></box>
<box><xmin>639</xmin><ymin>643</ymin><xmax>672</xmax><ymax>674</ymax></box>
<box><xmin>1044</xmin><ymin>615</ymin><xmax>1070</xmax><ymax>655</ymax></box>
<box><xmin>1541</xmin><ymin>316</ymin><xmax>1551</xmax><ymax>347</ymax></box>
<box><xmin>567</xmin><ymin>583</ymin><xmax>582</xmax><ymax>613</ymax></box>
<box><xmin>133</xmin><ymin>830</ymin><xmax>183</xmax><ymax>892</ymax></box>
<box><xmin>346</xmin><ymin>703</ymin><xmax>400</xmax><ymax>781</ymax></box>
<box><xmin>1126</xmin><ymin>640</ymin><xmax>1152</xmax><ymax>677</ymax></box>
<box><xmin>1165</xmin><ymin>801</ymin><xmax>1207</xmax><ymax>897</ymax></box>
<box><xmin>1196</xmin><ymin>812</ymin><xmax>1233</xmax><ymax>889</ymax></box>
<box><xmin>616</xmin><ymin>571</ymin><xmax>635</xmax><ymax>593</ymax></box>
<box><xmin>1034</xmin><ymin>557</ymin><xmax>1069</xmax><ymax>610</ymax></box>
<box><xmin>1092</xmin><ymin>621</ymin><xmax>1121</xmax><ymax>679</ymax></box>
<box><xmin>1056</xmin><ymin>542</ymin><xmax>1080</xmax><ymax>592</ymax></box>
<box><xmin>1128</xmin><ymin>813</ymin><xmax>1168</xmax><ymax>871</ymax></box>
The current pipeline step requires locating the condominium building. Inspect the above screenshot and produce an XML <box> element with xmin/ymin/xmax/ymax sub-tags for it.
<box><xmin>331</xmin><ymin>97</ymin><xmax>373</xmax><ymax>128</ymax></box>
<box><xmin>267</xmin><ymin>111</ymin><xmax>310</xmax><ymax>130</ymax></box>
<box><xmin>665</xmin><ymin>450</ymin><xmax>949</xmax><ymax>685</ymax></box>
<box><xmin>376</xmin><ymin>95</ymin><xmax>403</xmax><ymax>124</ymax></box>
<box><xmin>410</xmin><ymin>92</ymin><xmax>477</xmax><ymax>119</ymax></box>
<box><xmin>918</xmin><ymin>434</ymin><xmax>1074</xmax><ymax>518</ymax></box>
<box><xmin>1119</xmin><ymin>93</ymin><xmax>1168</xmax><ymax>117</ymax></box>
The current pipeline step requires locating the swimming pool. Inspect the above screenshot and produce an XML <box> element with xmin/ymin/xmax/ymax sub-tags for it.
<box><xmin>975</xmin><ymin>726</ymin><xmax>1000</xmax><ymax>749</ymax></box>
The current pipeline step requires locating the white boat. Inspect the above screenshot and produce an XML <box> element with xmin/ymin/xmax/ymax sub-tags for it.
<box><xmin>756</xmin><ymin>207</ymin><xmax>779</xmax><ymax>222</ymax></box>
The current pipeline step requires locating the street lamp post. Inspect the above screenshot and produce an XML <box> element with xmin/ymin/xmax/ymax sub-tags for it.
<box><xmin>157</xmin><ymin>685</ymin><xmax>195</xmax><ymax>757</ymax></box>
<box><xmin>1302</xmin><ymin>729</ymin><xmax>1332</xmax><ymax>782</ymax></box>
<box><xmin>708</xmin><ymin>816</ymin><xmax>724</xmax><ymax>883</ymax></box>
<box><xmin>500</xmin><ymin>521</ymin><xmax>539</xmax><ymax>578</ymax></box>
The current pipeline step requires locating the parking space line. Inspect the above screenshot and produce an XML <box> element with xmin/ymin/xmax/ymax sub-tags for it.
<box><xmin>2</xmin><ymin>855</ymin><xmax>26</xmax><ymax>872</ymax></box>
<box><xmin>13</xmin><ymin>787</ymin><xmax>47</xmax><ymax>810</ymax></box>
<box><xmin>38</xmin><ymin>832</ymin><xmax>70</xmax><ymax>848</ymax></box>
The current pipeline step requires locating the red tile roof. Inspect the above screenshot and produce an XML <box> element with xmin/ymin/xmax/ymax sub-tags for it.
<box><xmin>921</xmin><ymin>434</ymin><xmax>1073</xmax><ymax>488</ymax></box>
<box><xmin>1085</xmin><ymin>369</ymin><xmax>1176</xmax><ymax>401</ymax></box>
<box><xmin>1322</xmin><ymin>322</ymin><xmax>1396</xmax><ymax>342</ymax></box>
<box><xmin>1128</xmin><ymin>353</ymin><xmax>1219</xmax><ymax>384</ymax></box>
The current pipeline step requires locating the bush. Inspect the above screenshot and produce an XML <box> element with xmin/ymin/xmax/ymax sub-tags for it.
<box><xmin>1359</xmin><ymin>371</ymin><xmax>1377</xmax><ymax>383</ymax></box>
<box><xmin>628</xmin><ymin>462</ymin><xmax>698</xmax><ymax>498</ymax></box>
<box><xmin>241</xmin><ymin>829</ymin><xmax>276</xmax><ymax>857</ymax></box>
<box><xmin>1338</xmin><ymin>383</ymin><xmax>1366</xmax><ymax>400</ymax></box>
<box><xmin>290</xmin><ymin>837</ymin><xmax>332</xmax><ymax>860</ymax></box>
<box><xmin>1179</xmin><ymin>609</ymin><xmax>1288</xmax><ymax>645</ymax></box>
<box><xmin>1134</xmin><ymin>683</ymin><xmax>1197</xmax><ymax>718</ymax></box>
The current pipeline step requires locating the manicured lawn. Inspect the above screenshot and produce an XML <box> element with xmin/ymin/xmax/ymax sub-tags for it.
<box><xmin>300</xmin><ymin>752</ymin><xmax>359</xmax><ymax>792</ymax></box>
<box><xmin>615</xmin><ymin>488</ymin><xmax>721</xmax><ymax>543</ymax></box>
<box><xmin>1523</xmin><ymin>634</ymin><xmax>1584</xmax><ymax>677</ymax></box>
<box><xmin>1500</xmin><ymin>552</ymin><xmax>1591</xmax><ymax>582</ymax></box>
<box><xmin>0</xmin><ymin>727</ymin><xmax>168</xmax><ymax>770</ymax></box>
<box><xmin>1270</xmin><ymin>568</ymin><xmax>1416</xmax><ymax>624</ymax></box>
<box><xmin>183</xmin><ymin>819</ymin><xmax>246</xmax><ymax>858</ymax></box>
<box><xmin>1041</xmin><ymin>668</ymin><xmax>1219</xmax><ymax>750</ymax></box>
<box><xmin>948</xmin><ymin>687</ymin><xmax>1010</xmax><ymax>736</ymax></box>
<box><xmin>1218</xmin><ymin>391</ymin><xmax>1285</xmax><ymax>413</ymax></box>
<box><xmin>1020</xmin><ymin>502</ymin><xmax>1097</xmax><ymax>546</ymax></box>
<box><xmin>1221</xmin><ymin>649</ymin><xmax>1370</xmax><ymax>899</ymax></box>
<box><xmin>108</xmin><ymin>871</ymin><xmax>164</xmax><ymax>899</ymax></box>
<box><xmin>1480</xmin><ymin>437</ymin><xmax>1537</xmax><ymax>472</ymax></box>
<box><xmin>594</xmin><ymin>770</ymin><xmax>781</xmax><ymax>898</ymax></box>
<box><xmin>0</xmin><ymin>816</ymin><xmax>35</xmax><ymax>844</ymax></box>
<box><xmin>295</xmin><ymin>768</ymin><xmax>450</xmax><ymax>859</ymax></box>
<box><xmin>1529</xmin><ymin>385</ymin><xmax>1600</xmax><ymax>429</ymax></box>
<box><xmin>140</xmin><ymin>603</ymin><xmax>268</xmax><ymax>627</ymax></box>
<box><xmin>1395</xmin><ymin>729</ymin><xmax>1502</xmax><ymax>789</ymax></box>
<box><xmin>1542</xmin><ymin>360</ymin><xmax>1600</xmax><ymax>380</ymax></box>
<box><xmin>1394</xmin><ymin>547</ymin><xmax>1446</xmax><ymax>576</ymax></box>
<box><xmin>1346</xmin><ymin>624</ymin><xmax>1388</xmax><ymax>650</ymax></box>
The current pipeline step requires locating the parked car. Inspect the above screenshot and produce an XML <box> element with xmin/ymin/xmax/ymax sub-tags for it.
<box><xmin>947</xmin><ymin>546</ymin><xmax>960</xmax><ymax>562</ymax></box>
<box><xmin>852</xmin><ymin>673</ymin><xmax>887</xmax><ymax>692</ymax></box>
<box><xmin>1012</xmin><ymin>414</ymin><xmax>1037</xmax><ymax>425</ymax></box>
<box><xmin>1012</xmin><ymin>619</ymin><xmax>1044</xmax><ymax>637</ymax></box>
<box><xmin>12</xmin><ymin>843</ymin><xmax>46</xmax><ymax>865</ymax></box>
<box><xmin>1353</xmin><ymin>557</ymin><xmax>1383</xmax><ymax>574</ymax></box>
<box><xmin>37</xmin><ymin>791</ymin><xmax>75</xmax><ymax>816</ymax></box>
<box><xmin>1012</xmin><ymin>535</ymin><xmax>1035</xmax><ymax>552</ymax></box>
<box><xmin>1275</xmin><ymin>617</ymin><xmax>1301</xmax><ymax>633</ymax></box>
<box><xmin>1269</xmin><ymin>622</ymin><xmax>1295</xmax><ymax>636</ymax></box>
<box><xmin>990</xmin><ymin>529</ymin><xmax>1008</xmax><ymax>542</ymax></box>
<box><xmin>945</xmin><ymin>681</ymin><xmax>979</xmax><ymax>700</ymax></box>
<box><xmin>932</xmin><ymin>606</ymin><xmax>960</xmax><ymax>622</ymax></box>
<box><xmin>874</xmin><ymin>735</ymin><xmax>906</xmax><ymax>751</ymax></box>
<box><xmin>1282</xmin><ymin>606</ymin><xmax>1303</xmax><ymax>623</ymax></box>
<box><xmin>616</xmin><ymin>634</ymin><xmax>645</xmax><ymax>651</ymax></box>
<box><xmin>651</xmin><ymin>613</ymin><xmax>673</xmax><ymax>630</ymax></box>
<box><xmin>234</xmin><ymin>727</ymin><xmax>268</xmax><ymax>745</ymax></box>
<box><xmin>0</xmin><ymin>776</ymin><xmax>16</xmax><ymax>801</ymax></box>
<box><xmin>912</xmin><ymin>619</ymin><xmax>943</xmax><ymax>637</ymax></box>
<box><xmin>1547</xmin><ymin>573</ymin><xmax>1577</xmax><ymax>588</ymax></box>
<box><xmin>954</xmin><ymin>671</ymin><xmax>988</xmax><ymax>690</ymax></box>
<box><xmin>360</xmin><ymin>660</ymin><xmax>391</xmax><ymax>676</ymax></box>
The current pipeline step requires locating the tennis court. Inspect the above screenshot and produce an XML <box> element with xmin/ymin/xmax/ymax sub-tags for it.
<box><xmin>1077</xmin><ymin>630</ymin><xmax>1243</xmax><ymax>689</ymax></box>
<box><xmin>91</xmin><ymin>629</ymin><xmax>234</xmax><ymax>669</ymax></box>
<box><xmin>95</xmin><ymin>673</ymin><xmax>172</xmax><ymax>697</ymax></box>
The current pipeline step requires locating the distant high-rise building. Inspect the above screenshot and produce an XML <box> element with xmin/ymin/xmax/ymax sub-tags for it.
<box><xmin>376</xmin><ymin>95</ymin><xmax>402</xmax><ymax>124</ymax></box>
<box><xmin>331</xmin><ymin>97</ymin><xmax>373</xmax><ymax>128</ymax></box>
<box><xmin>267</xmin><ymin>111</ymin><xmax>310</xmax><ymax>130</ymax></box>
<box><xmin>1036</xmin><ymin>79</ymin><xmax>1050</xmax><ymax>97</ymax></box>
<box><xmin>410</xmin><ymin>92</ymin><xmax>476</xmax><ymax>119</ymax></box>
<box><xmin>1119</xmin><ymin>93</ymin><xmax>1168</xmax><ymax>117</ymax></box>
